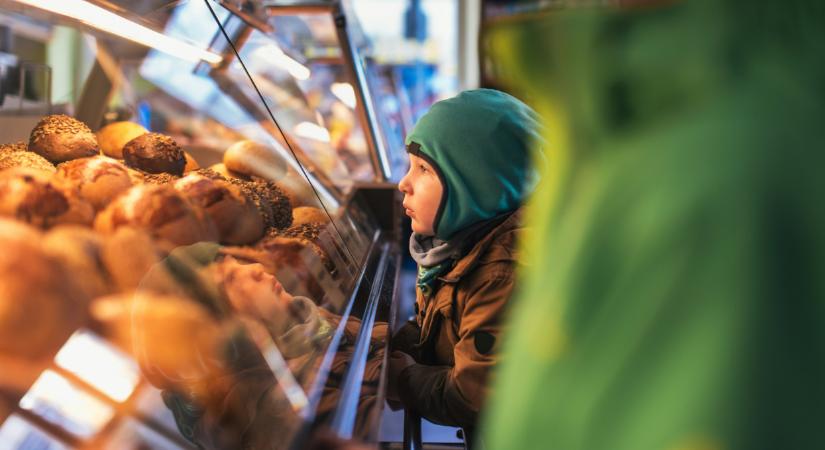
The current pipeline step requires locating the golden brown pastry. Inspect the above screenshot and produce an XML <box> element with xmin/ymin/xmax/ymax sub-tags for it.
<box><xmin>54</xmin><ymin>156</ymin><xmax>134</xmax><ymax>211</ymax></box>
<box><xmin>174</xmin><ymin>173</ymin><xmax>264</xmax><ymax>245</ymax></box>
<box><xmin>43</xmin><ymin>225</ymin><xmax>111</xmax><ymax>299</ymax></box>
<box><xmin>291</xmin><ymin>206</ymin><xmax>330</xmax><ymax>226</ymax></box>
<box><xmin>123</xmin><ymin>132</ymin><xmax>186</xmax><ymax>176</ymax></box>
<box><xmin>0</xmin><ymin>221</ymin><xmax>88</xmax><ymax>359</ymax></box>
<box><xmin>0</xmin><ymin>144</ymin><xmax>55</xmax><ymax>173</ymax></box>
<box><xmin>0</xmin><ymin>167</ymin><xmax>95</xmax><ymax>228</ymax></box>
<box><xmin>223</xmin><ymin>140</ymin><xmax>288</xmax><ymax>181</ymax></box>
<box><xmin>29</xmin><ymin>114</ymin><xmax>99</xmax><ymax>163</ymax></box>
<box><xmin>96</xmin><ymin>121</ymin><xmax>147</xmax><ymax>158</ymax></box>
<box><xmin>95</xmin><ymin>184</ymin><xmax>219</xmax><ymax>247</ymax></box>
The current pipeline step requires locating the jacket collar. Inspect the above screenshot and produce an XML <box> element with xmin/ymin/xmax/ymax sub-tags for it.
<box><xmin>439</xmin><ymin>208</ymin><xmax>522</xmax><ymax>283</ymax></box>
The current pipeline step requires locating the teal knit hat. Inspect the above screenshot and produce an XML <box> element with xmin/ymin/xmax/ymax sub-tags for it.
<box><xmin>405</xmin><ymin>89</ymin><xmax>544</xmax><ymax>240</ymax></box>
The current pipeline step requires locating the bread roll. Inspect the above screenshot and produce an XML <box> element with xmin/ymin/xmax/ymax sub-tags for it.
<box><xmin>0</xmin><ymin>145</ymin><xmax>55</xmax><ymax>173</ymax></box>
<box><xmin>96</xmin><ymin>121</ymin><xmax>147</xmax><ymax>158</ymax></box>
<box><xmin>195</xmin><ymin>168</ymin><xmax>293</xmax><ymax>231</ymax></box>
<box><xmin>174</xmin><ymin>173</ymin><xmax>264</xmax><ymax>245</ymax></box>
<box><xmin>207</xmin><ymin>162</ymin><xmax>246</xmax><ymax>180</ymax></box>
<box><xmin>0</xmin><ymin>223</ymin><xmax>87</xmax><ymax>359</ymax></box>
<box><xmin>123</xmin><ymin>132</ymin><xmax>186</xmax><ymax>176</ymax></box>
<box><xmin>292</xmin><ymin>206</ymin><xmax>329</xmax><ymax>226</ymax></box>
<box><xmin>54</xmin><ymin>156</ymin><xmax>134</xmax><ymax>211</ymax></box>
<box><xmin>0</xmin><ymin>141</ymin><xmax>27</xmax><ymax>153</ymax></box>
<box><xmin>223</xmin><ymin>140</ymin><xmax>288</xmax><ymax>181</ymax></box>
<box><xmin>43</xmin><ymin>225</ymin><xmax>111</xmax><ymax>299</ymax></box>
<box><xmin>100</xmin><ymin>226</ymin><xmax>178</xmax><ymax>293</ymax></box>
<box><xmin>95</xmin><ymin>184</ymin><xmax>219</xmax><ymax>247</ymax></box>
<box><xmin>29</xmin><ymin>114</ymin><xmax>98</xmax><ymax>163</ymax></box>
<box><xmin>0</xmin><ymin>167</ymin><xmax>95</xmax><ymax>228</ymax></box>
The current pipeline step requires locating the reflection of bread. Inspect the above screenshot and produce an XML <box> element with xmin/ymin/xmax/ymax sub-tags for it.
<box><xmin>0</xmin><ymin>167</ymin><xmax>95</xmax><ymax>228</ymax></box>
<box><xmin>91</xmin><ymin>292</ymin><xmax>228</xmax><ymax>393</ymax></box>
<box><xmin>292</xmin><ymin>206</ymin><xmax>329</xmax><ymax>226</ymax></box>
<box><xmin>100</xmin><ymin>226</ymin><xmax>179</xmax><ymax>293</ymax></box>
<box><xmin>29</xmin><ymin>115</ymin><xmax>99</xmax><ymax>163</ymax></box>
<box><xmin>0</xmin><ymin>223</ymin><xmax>88</xmax><ymax>359</ymax></box>
<box><xmin>0</xmin><ymin>142</ymin><xmax>55</xmax><ymax>172</ymax></box>
<box><xmin>54</xmin><ymin>156</ymin><xmax>134</xmax><ymax>211</ymax></box>
<box><xmin>96</xmin><ymin>121</ymin><xmax>147</xmax><ymax>158</ymax></box>
<box><xmin>43</xmin><ymin>225</ymin><xmax>110</xmax><ymax>299</ymax></box>
<box><xmin>223</xmin><ymin>140</ymin><xmax>287</xmax><ymax>181</ymax></box>
<box><xmin>123</xmin><ymin>133</ymin><xmax>186</xmax><ymax>176</ymax></box>
<box><xmin>95</xmin><ymin>184</ymin><xmax>219</xmax><ymax>247</ymax></box>
<box><xmin>174</xmin><ymin>174</ymin><xmax>264</xmax><ymax>245</ymax></box>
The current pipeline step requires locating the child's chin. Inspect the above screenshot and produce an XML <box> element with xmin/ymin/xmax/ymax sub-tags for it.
<box><xmin>411</xmin><ymin>223</ymin><xmax>434</xmax><ymax>236</ymax></box>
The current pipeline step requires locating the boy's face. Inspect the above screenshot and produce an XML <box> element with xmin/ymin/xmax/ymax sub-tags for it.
<box><xmin>398</xmin><ymin>153</ymin><xmax>443</xmax><ymax>236</ymax></box>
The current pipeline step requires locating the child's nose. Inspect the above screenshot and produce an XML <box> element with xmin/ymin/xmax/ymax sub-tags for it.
<box><xmin>398</xmin><ymin>173</ymin><xmax>412</xmax><ymax>194</ymax></box>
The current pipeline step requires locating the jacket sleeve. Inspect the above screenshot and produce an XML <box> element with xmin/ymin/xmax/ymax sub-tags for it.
<box><xmin>397</xmin><ymin>269</ymin><xmax>514</xmax><ymax>429</ymax></box>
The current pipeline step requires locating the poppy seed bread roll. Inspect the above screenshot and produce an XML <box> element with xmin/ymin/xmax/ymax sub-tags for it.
<box><xmin>29</xmin><ymin>115</ymin><xmax>98</xmax><ymax>163</ymax></box>
<box><xmin>123</xmin><ymin>133</ymin><xmax>186</xmax><ymax>176</ymax></box>
<box><xmin>174</xmin><ymin>174</ymin><xmax>264</xmax><ymax>245</ymax></box>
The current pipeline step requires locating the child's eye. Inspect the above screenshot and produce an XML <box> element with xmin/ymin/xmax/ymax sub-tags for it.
<box><xmin>419</xmin><ymin>164</ymin><xmax>428</xmax><ymax>173</ymax></box>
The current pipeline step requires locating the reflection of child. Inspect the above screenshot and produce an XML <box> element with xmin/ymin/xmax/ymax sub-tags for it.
<box><xmin>389</xmin><ymin>89</ymin><xmax>543</xmax><ymax>430</ymax></box>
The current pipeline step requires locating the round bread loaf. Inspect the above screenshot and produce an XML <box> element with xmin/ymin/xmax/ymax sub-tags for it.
<box><xmin>29</xmin><ymin>114</ymin><xmax>98</xmax><ymax>163</ymax></box>
<box><xmin>0</xmin><ymin>143</ymin><xmax>55</xmax><ymax>173</ymax></box>
<box><xmin>123</xmin><ymin>133</ymin><xmax>186</xmax><ymax>176</ymax></box>
<box><xmin>43</xmin><ymin>225</ymin><xmax>111</xmax><ymax>299</ymax></box>
<box><xmin>0</xmin><ymin>142</ymin><xmax>27</xmax><ymax>153</ymax></box>
<box><xmin>0</xmin><ymin>221</ymin><xmax>88</xmax><ymax>359</ymax></box>
<box><xmin>223</xmin><ymin>140</ymin><xmax>288</xmax><ymax>181</ymax></box>
<box><xmin>95</xmin><ymin>184</ymin><xmax>219</xmax><ymax>247</ymax></box>
<box><xmin>0</xmin><ymin>167</ymin><xmax>95</xmax><ymax>228</ymax></box>
<box><xmin>174</xmin><ymin>173</ymin><xmax>264</xmax><ymax>245</ymax></box>
<box><xmin>54</xmin><ymin>156</ymin><xmax>134</xmax><ymax>211</ymax></box>
<box><xmin>292</xmin><ymin>206</ymin><xmax>329</xmax><ymax>226</ymax></box>
<box><xmin>100</xmin><ymin>226</ymin><xmax>178</xmax><ymax>293</ymax></box>
<box><xmin>207</xmin><ymin>162</ymin><xmax>246</xmax><ymax>180</ymax></box>
<box><xmin>96</xmin><ymin>121</ymin><xmax>147</xmax><ymax>158</ymax></box>
<box><xmin>195</xmin><ymin>168</ymin><xmax>292</xmax><ymax>231</ymax></box>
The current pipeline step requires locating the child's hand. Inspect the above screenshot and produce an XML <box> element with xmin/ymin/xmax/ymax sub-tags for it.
<box><xmin>387</xmin><ymin>350</ymin><xmax>416</xmax><ymax>403</ymax></box>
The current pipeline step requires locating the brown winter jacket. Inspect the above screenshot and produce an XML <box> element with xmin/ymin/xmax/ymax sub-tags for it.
<box><xmin>395</xmin><ymin>209</ymin><xmax>522</xmax><ymax>429</ymax></box>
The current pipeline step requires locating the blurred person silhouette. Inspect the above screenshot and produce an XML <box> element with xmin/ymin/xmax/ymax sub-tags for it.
<box><xmin>480</xmin><ymin>0</ymin><xmax>825</xmax><ymax>449</ymax></box>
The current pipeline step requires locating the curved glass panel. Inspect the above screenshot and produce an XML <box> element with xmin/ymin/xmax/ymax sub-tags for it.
<box><xmin>0</xmin><ymin>1</ymin><xmax>386</xmax><ymax>448</ymax></box>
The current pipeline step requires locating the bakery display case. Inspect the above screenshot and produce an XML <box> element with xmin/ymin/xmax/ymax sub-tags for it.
<box><xmin>0</xmin><ymin>0</ymin><xmax>405</xmax><ymax>448</ymax></box>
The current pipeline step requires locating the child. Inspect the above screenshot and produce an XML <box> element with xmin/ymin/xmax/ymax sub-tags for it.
<box><xmin>388</xmin><ymin>89</ymin><xmax>543</xmax><ymax>430</ymax></box>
